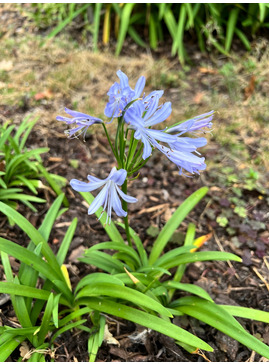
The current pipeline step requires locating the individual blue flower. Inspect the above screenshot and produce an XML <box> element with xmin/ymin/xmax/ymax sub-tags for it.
<box><xmin>56</xmin><ymin>107</ymin><xmax>103</xmax><ymax>139</ymax></box>
<box><xmin>156</xmin><ymin>143</ymin><xmax>207</xmax><ymax>176</ymax></box>
<box><xmin>167</xmin><ymin>110</ymin><xmax>214</xmax><ymax>135</ymax></box>
<box><xmin>70</xmin><ymin>167</ymin><xmax>137</xmax><ymax>224</ymax></box>
<box><xmin>104</xmin><ymin>70</ymin><xmax>145</xmax><ymax>119</ymax></box>
<box><xmin>124</xmin><ymin>99</ymin><xmax>175</xmax><ymax>159</ymax></box>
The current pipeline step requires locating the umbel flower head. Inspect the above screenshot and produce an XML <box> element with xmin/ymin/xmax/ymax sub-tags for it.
<box><xmin>104</xmin><ymin>70</ymin><xmax>145</xmax><ymax>120</ymax></box>
<box><xmin>56</xmin><ymin>107</ymin><xmax>103</xmax><ymax>139</ymax></box>
<box><xmin>70</xmin><ymin>167</ymin><xmax>137</xmax><ymax>224</ymax></box>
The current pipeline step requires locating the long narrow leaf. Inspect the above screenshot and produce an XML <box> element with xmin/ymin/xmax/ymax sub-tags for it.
<box><xmin>0</xmin><ymin>202</ymin><xmax>65</xmax><ymax>281</ymax></box>
<box><xmin>220</xmin><ymin>305</ymin><xmax>269</xmax><ymax>323</ymax></box>
<box><xmin>56</xmin><ymin>218</ymin><xmax>77</xmax><ymax>265</ymax></box>
<box><xmin>80</xmin><ymin>297</ymin><xmax>213</xmax><ymax>352</ymax></box>
<box><xmin>174</xmin><ymin>296</ymin><xmax>269</xmax><ymax>359</ymax></box>
<box><xmin>76</xmin><ymin>283</ymin><xmax>172</xmax><ymax>317</ymax></box>
<box><xmin>162</xmin><ymin>251</ymin><xmax>241</xmax><ymax>270</ymax></box>
<box><xmin>0</xmin><ymin>336</ymin><xmax>24</xmax><ymax>362</ymax></box>
<box><xmin>115</xmin><ymin>3</ymin><xmax>135</xmax><ymax>56</ymax></box>
<box><xmin>225</xmin><ymin>8</ymin><xmax>239</xmax><ymax>52</ymax></box>
<box><xmin>149</xmin><ymin>187</ymin><xmax>208</xmax><ymax>264</ymax></box>
<box><xmin>75</xmin><ymin>273</ymin><xmax>124</xmax><ymax>294</ymax></box>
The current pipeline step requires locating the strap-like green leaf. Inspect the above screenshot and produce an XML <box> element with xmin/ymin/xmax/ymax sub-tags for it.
<box><xmin>165</xmin><ymin>281</ymin><xmax>213</xmax><ymax>302</ymax></box>
<box><xmin>56</xmin><ymin>218</ymin><xmax>77</xmax><ymax>265</ymax></box>
<box><xmin>80</xmin><ymin>297</ymin><xmax>213</xmax><ymax>352</ymax></box>
<box><xmin>149</xmin><ymin>187</ymin><xmax>208</xmax><ymax>264</ymax></box>
<box><xmin>76</xmin><ymin>283</ymin><xmax>172</xmax><ymax>318</ymax></box>
<box><xmin>220</xmin><ymin>305</ymin><xmax>269</xmax><ymax>323</ymax></box>
<box><xmin>0</xmin><ymin>336</ymin><xmax>24</xmax><ymax>362</ymax></box>
<box><xmin>75</xmin><ymin>272</ymin><xmax>124</xmax><ymax>294</ymax></box>
<box><xmin>79</xmin><ymin>250</ymin><xmax>125</xmax><ymax>274</ymax></box>
<box><xmin>174</xmin><ymin>296</ymin><xmax>269</xmax><ymax>359</ymax></box>
<box><xmin>162</xmin><ymin>251</ymin><xmax>241</xmax><ymax>270</ymax></box>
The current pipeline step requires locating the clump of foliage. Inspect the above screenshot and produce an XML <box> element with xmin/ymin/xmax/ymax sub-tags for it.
<box><xmin>22</xmin><ymin>3</ymin><xmax>269</xmax><ymax>64</ymax></box>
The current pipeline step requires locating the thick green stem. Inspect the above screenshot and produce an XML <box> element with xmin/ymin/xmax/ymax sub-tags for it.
<box><xmin>121</xmin><ymin>179</ymin><xmax>132</xmax><ymax>247</ymax></box>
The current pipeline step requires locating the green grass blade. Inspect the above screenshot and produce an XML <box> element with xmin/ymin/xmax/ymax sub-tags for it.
<box><xmin>168</xmin><ymin>223</ymin><xmax>196</xmax><ymax>301</ymax></box>
<box><xmin>127</xmin><ymin>25</ymin><xmax>147</xmax><ymax>48</ymax></box>
<box><xmin>0</xmin><ymin>202</ymin><xmax>65</xmax><ymax>279</ymax></box>
<box><xmin>174</xmin><ymin>297</ymin><xmax>269</xmax><ymax>359</ymax></box>
<box><xmin>116</xmin><ymin>222</ymin><xmax>148</xmax><ymax>266</ymax></box>
<box><xmin>58</xmin><ymin>307</ymin><xmax>91</xmax><ymax>327</ymax></box>
<box><xmin>12</xmin><ymin>278</ymin><xmax>33</xmax><ymax>329</ymax></box>
<box><xmin>85</xmin><ymin>241</ymin><xmax>141</xmax><ymax>267</ymax></box>
<box><xmin>163</xmin><ymin>251</ymin><xmax>241</xmax><ymax>270</ymax></box>
<box><xmin>225</xmin><ymin>8</ymin><xmax>239</xmax><ymax>52</ymax></box>
<box><xmin>115</xmin><ymin>3</ymin><xmax>135</xmax><ymax>56</ymax></box>
<box><xmin>56</xmin><ymin>218</ymin><xmax>77</xmax><ymax>265</ymax></box>
<box><xmin>163</xmin><ymin>9</ymin><xmax>177</xmax><ymax>39</ymax></box>
<box><xmin>220</xmin><ymin>305</ymin><xmax>269</xmax><ymax>323</ymax></box>
<box><xmin>75</xmin><ymin>272</ymin><xmax>124</xmax><ymax>294</ymax></box>
<box><xmin>50</xmin><ymin>319</ymin><xmax>87</xmax><ymax>343</ymax></box>
<box><xmin>234</xmin><ymin>27</ymin><xmax>251</xmax><ymax>51</ymax></box>
<box><xmin>0</xmin><ymin>282</ymin><xmax>51</xmax><ymax>301</ymax></box>
<box><xmin>76</xmin><ymin>283</ymin><xmax>172</xmax><ymax>317</ymax></box>
<box><xmin>154</xmin><ymin>246</ymin><xmax>193</xmax><ymax>267</ymax></box>
<box><xmin>0</xmin><ymin>125</ymin><xmax>15</xmax><ymax>150</ymax></box>
<box><xmin>19</xmin><ymin>117</ymin><xmax>39</xmax><ymax>150</ymax></box>
<box><xmin>80</xmin><ymin>297</ymin><xmax>213</xmax><ymax>352</ymax></box>
<box><xmin>16</xmin><ymin>175</ymin><xmax>38</xmax><ymax>194</ymax></box>
<box><xmin>80</xmin><ymin>192</ymin><xmax>124</xmax><ymax>243</ymax></box>
<box><xmin>149</xmin><ymin>13</ymin><xmax>158</xmax><ymax>50</ymax></box>
<box><xmin>165</xmin><ymin>281</ymin><xmax>213</xmax><ymax>302</ymax></box>
<box><xmin>93</xmin><ymin>3</ymin><xmax>102</xmax><ymax>52</ymax></box>
<box><xmin>0</xmin><ymin>238</ymin><xmax>67</xmax><ymax>291</ymax></box>
<box><xmin>45</xmin><ymin>4</ymin><xmax>90</xmax><ymax>42</ymax></box>
<box><xmin>38</xmin><ymin>293</ymin><xmax>54</xmax><ymax>345</ymax></box>
<box><xmin>37</xmin><ymin>164</ymin><xmax>69</xmax><ymax>207</ymax></box>
<box><xmin>79</xmin><ymin>250</ymin><xmax>125</xmax><ymax>274</ymax></box>
<box><xmin>0</xmin><ymin>336</ymin><xmax>24</xmax><ymax>362</ymax></box>
<box><xmin>5</xmin><ymin>148</ymin><xmax>49</xmax><ymax>183</ymax></box>
<box><xmin>171</xmin><ymin>4</ymin><xmax>187</xmax><ymax>58</ymax></box>
<box><xmin>52</xmin><ymin>293</ymin><xmax>62</xmax><ymax>328</ymax></box>
<box><xmin>149</xmin><ymin>187</ymin><xmax>208</xmax><ymax>264</ymax></box>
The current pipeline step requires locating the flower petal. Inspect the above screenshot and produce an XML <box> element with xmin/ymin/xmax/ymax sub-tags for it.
<box><xmin>87</xmin><ymin>184</ymin><xmax>109</xmax><ymax>214</ymax></box>
<box><xmin>116</xmin><ymin>185</ymin><xmax>138</xmax><ymax>203</ymax></box>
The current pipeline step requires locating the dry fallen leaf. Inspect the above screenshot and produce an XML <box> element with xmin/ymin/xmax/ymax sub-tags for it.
<box><xmin>19</xmin><ymin>342</ymin><xmax>30</xmax><ymax>360</ymax></box>
<box><xmin>199</xmin><ymin>67</ymin><xmax>218</xmax><ymax>74</ymax></box>
<box><xmin>34</xmin><ymin>89</ymin><xmax>53</xmax><ymax>100</ymax></box>
<box><xmin>104</xmin><ymin>324</ymin><xmax>120</xmax><ymax>346</ymax></box>
<box><xmin>244</xmin><ymin>75</ymin><xmax>256</xmax><ymax>100</ymax></box>
<box><xmin>193</xmin><ymin>92</ymin><xmax>204</xmax><ymax>104</ymax></box>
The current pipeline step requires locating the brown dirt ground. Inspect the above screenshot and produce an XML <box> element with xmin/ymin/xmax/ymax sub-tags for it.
<box><xmin>1</xmin><ymin>4</ymin><xmax>269</xmax><ymax>362</ymax></box>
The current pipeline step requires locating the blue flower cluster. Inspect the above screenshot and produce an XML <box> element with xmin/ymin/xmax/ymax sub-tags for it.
<box><xmin>57</xmin><ymin>70</ymin><xmax>213</xmax><ymax>222</ymax></box>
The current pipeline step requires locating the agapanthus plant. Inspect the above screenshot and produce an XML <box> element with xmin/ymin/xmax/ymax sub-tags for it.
<box><xmin>57</xmin><ymin>70</ymin><xmax>213</xmax><ymax>226</ymax></box>
<box><xmin>55</xmin><ymin>70</ymin><xmax>269</xmax><ymax>360</ymax></box>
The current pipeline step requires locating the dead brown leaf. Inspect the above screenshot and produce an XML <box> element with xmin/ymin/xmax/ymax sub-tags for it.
<box><xmin>34</xmin><ymin>89</ymin><xmax>53</xmax><ymax>100</ymax></box>
<box><xmin>199</xmin><ymin>67</ymin><xmax>218</xmax><ymax>74</ymax></box>
<box><xmin>193</xmin><ymin>92</ymin><xmax>204</xmax><ymax>104</ymax></box>
<box><xmin>244</xmin><ymin>75</ymin><xmax>256</xmax><ymax>100</ymax></box>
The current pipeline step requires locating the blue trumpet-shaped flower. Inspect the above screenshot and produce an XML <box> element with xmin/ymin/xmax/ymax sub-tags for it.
<box><xmin>70</xmin><ymin>167</ymin><xmax>137</xmax><ymax>224</ymax></box>
<box><xmin>124</xmin><ymin>99</ymin><xmax>175</xmax><ymax>160</ymax></box>
<box><xmin>104</xmin><ymin>70</ymin><xmax>145</xmax><ymax>119</ymax></box>
<box><xmin>167</xmin><ymin>110</ymin><xmax>214</xmax><ymax>135</ymax></box>
<box><xmin>124</xmin><ymin>90</ymin><xmax>213</xmax><ymax>175</ymax></box>
<box><xmin>56</xmin><ymin>108</ymin><xmax>103</xmax><ymax>139</ymax></box>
